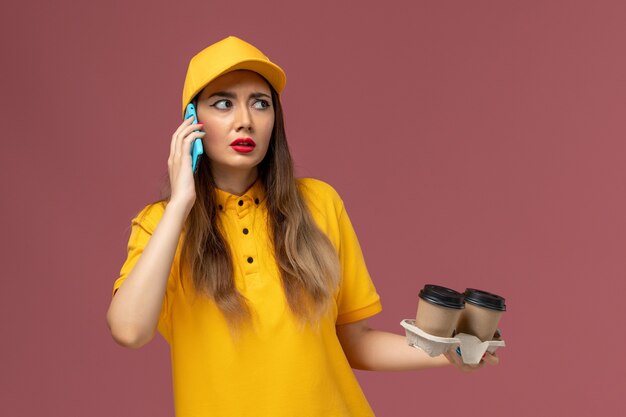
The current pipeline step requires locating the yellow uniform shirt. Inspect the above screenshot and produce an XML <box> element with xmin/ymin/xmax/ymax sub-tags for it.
<box><xmin>113</xmin><ymin>178</ymin><xmax>382</xmax><ymax>416</ymax></box>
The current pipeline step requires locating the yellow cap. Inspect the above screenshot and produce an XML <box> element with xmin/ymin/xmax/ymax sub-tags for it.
<box><xmin>181</xmin><ymin>36</ymin><xmax>287</xmax><ymax>117</ymax></box>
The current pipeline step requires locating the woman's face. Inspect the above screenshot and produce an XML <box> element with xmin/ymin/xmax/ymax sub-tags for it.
<box><xmin>195</xmin><ymin>70</ymin><xmax>275</xmax><ymax>180</ymax></box>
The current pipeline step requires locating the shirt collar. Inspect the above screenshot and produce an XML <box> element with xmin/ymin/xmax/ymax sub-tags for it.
<box><xmin>214</xmin><ymin>179</ymin><xmax>266</xmax><ymax>212</ymax></box>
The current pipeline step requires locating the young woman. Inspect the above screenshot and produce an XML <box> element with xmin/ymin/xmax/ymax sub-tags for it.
<box><xmin>106</xmin><ymin>36</ymin><xmax>498</xmax><ymax>416</ymax></box>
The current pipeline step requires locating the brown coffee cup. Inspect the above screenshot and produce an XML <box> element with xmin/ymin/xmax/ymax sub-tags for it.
<box><xmin>455</xmin><ymin>288</ymin><xmax>506</xmax><ymax>341</ymax></box>
<box><xmin>415</xmin><ymin>285</ymin><xmax>465</xmax><ymax>337</ymax></box>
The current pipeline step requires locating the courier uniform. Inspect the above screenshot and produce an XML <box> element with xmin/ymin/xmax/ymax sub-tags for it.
<box><xmin>112</xmin><ymin>178</ymin><xmax>382</xmax><ymax>416</ymax></box>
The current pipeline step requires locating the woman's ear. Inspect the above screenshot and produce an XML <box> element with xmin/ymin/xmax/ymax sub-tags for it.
<box><xmin>192</xmin><ymin>92</ymin><xmax>200</xmax><ymax>108</ymax></box>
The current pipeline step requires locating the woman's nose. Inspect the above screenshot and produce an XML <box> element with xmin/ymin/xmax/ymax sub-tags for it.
<box><xmin>235</xmin><ymin>106</ymin><xmax>253</xmax><ymax>132</ymax></box>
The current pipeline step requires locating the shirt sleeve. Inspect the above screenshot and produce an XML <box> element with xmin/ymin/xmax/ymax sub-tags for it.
<box><xmin>334</xmin><ymin>200</ymin><xmax>382</xmax><ymax>325</ymax></box>
<box><xmin>112</xmin><ymin>203</ymin><xmax>174</xmax><ymax>343</ymax></box>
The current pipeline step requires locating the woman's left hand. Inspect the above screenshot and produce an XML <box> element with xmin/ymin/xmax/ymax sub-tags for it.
<box><xmin>443</xmin><ymin>329</ymin><xmax>501</xmax><ymax>372</ymax></box>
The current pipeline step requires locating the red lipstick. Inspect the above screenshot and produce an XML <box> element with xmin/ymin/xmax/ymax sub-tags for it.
<box><xmin>230</xmin><ymin>138</ymin><xmax>256</xmax><ymax>153</ymax></box>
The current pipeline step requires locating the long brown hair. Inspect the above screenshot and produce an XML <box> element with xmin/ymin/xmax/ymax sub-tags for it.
<box><xmin>157</xmin><ymin>85</ymin><xmax>340</xmax><ymax>331</ymax></box>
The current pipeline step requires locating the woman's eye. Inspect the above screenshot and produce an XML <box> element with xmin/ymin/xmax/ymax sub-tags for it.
<box><xmin>252</xmin><ymin>99</ymin><xmax>270</xmax><ymax>110</ymax></box>
<box><xmin>211</xmin><ymin>99</ymin><xmax>232</xmax><ymax>110</ymax></box>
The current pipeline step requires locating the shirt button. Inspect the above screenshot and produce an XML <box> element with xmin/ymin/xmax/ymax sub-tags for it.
<box><xmin>247</xmin><ymin>257</ymin><xmax>254</xmax><ymax>264</ymax></box>
<box><xmin>238</xmin><ymin>200</ymin><xmax>244</xmax><ymax>206</ymax></box>
<box><xmin>243</xmin><ymin>228</ymin><xmax>249</xmax><ymax>235</ymax></box>
<box><xmin>254</xmin><ymin>198</ymin><xmax>260</xmax><ymax>205</ymax></box>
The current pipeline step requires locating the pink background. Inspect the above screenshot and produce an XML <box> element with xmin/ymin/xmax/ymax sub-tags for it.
<box><xmin>2</xmin><ymin>0</ymin><xmax>625</xmax><ymax>415</ymax></box>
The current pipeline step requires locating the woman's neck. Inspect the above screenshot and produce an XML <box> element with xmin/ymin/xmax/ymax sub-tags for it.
<box><xmin>212</xmin><ymin>167</ymin><xmax>259</xmax><ymax>196</ymax></box>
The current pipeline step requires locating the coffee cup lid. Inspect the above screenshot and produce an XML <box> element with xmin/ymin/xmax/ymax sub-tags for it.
<box><xmin>419</xmin><ymin>284</ymin><xmax>465</xmax><ymax>309</ymax></box>
<box><xmin>463</xmin><ymin>288</ymin><xmax>506</xmax><ymax>311</ymax></box>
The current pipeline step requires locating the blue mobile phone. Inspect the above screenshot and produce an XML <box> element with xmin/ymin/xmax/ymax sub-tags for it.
<box><xmin>184</xmin><ymin>103</ymin><xmax>204</xmax><ymax>173</ymax></box>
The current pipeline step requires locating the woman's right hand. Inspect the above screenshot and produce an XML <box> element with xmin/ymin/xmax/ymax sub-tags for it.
<box><xmin>167</xmin><ymin>116</ymin><xmax>206</xmax><ymax>212</ymax></box>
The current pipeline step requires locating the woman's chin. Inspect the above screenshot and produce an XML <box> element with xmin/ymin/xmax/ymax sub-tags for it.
<box><xmin>209</xmin><ymin>159</ymin><xmax>262</xmax><ymax>176</ymax></box>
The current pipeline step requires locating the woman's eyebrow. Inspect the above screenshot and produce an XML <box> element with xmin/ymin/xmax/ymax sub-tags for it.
<box><xmin>208</xmin><ymin>91</ymin><xmax>236</xmax><ymax>99</ymax></box>
<box><xmin>250</xmin><ymin>92</ymin><xmax>271</xmax><ymax>99</ymax></box>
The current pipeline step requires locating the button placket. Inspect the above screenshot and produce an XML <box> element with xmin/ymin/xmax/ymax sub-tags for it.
<box><xmin>238</xmin><ymin>196</ymin><xmax>259</xmax><ymax>276</ymax></box>
<box><xmin>235</xmin><ymin>197</ymin><xmax>251</xmax><ymax>218</ymax></box>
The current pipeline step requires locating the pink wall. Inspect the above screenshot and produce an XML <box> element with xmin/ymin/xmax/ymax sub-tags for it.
<box><xmin>2</xmin><ymin>0</ymin><xmax>625</xmax><ymax>415</ymax></box>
